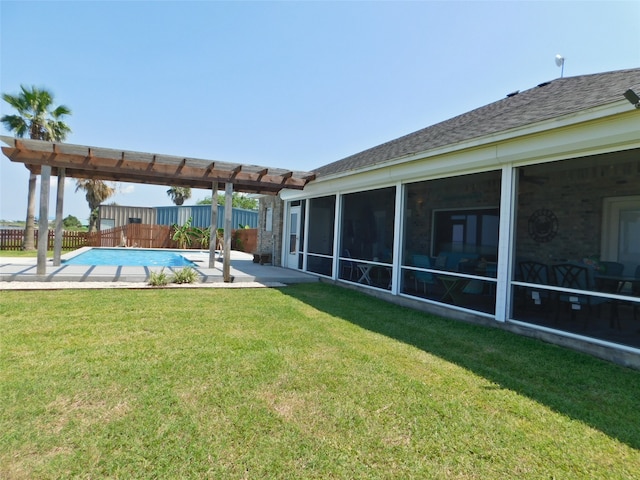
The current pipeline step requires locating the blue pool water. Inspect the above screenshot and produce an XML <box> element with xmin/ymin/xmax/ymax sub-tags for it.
<box><xmin>63</xmin><ymin>248</ymin><xmax>197</xmax><ymax>267</ymax></box>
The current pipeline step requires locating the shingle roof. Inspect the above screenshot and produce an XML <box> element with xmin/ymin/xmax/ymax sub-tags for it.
<box><xmin>314</xmin><ymin>68</ymin><xmax>640</xmax><ymax>178</ymax></box>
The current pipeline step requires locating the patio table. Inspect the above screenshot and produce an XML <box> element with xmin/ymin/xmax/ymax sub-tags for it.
<box><xmin>357</xmin><ymin>263</ymin><xmax>373</xmax><ymax>285</ymax></box>
<box><xmin>595</xmin><ymin>274</ymin><xmax>637</xmax><ymax>294</ymax></box>
<box><xmin>437</xmin><ymin>275</ymin><xmax>470</xmax><ymax>305</ymax></box>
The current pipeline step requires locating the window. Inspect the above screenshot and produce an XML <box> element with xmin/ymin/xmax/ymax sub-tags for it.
<box><xmin>100</xmin><ymin>219</ymin><xmax>115</xmax><ymax>231</ymax></box>
<box><xmin>265</xmin><ymin>207</ymin><xmax>273</xmax><ymax>232</ymax></box>
<box><xmin>432</xmin><ymin>208</ymin><xmax>499</xmax><ymax>259</ymax></box>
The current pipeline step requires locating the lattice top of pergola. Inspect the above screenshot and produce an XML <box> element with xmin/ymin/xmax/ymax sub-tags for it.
<box><xmin>1</xmin><ymin>136</ymin><xmax>316</xmax><ymax>194</ymax></box>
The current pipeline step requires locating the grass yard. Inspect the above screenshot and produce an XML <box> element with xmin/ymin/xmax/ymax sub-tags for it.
<box><xmin>1</xmin><ymin>283</ymin><xmax>639</xmax><ymax>479</ymax></box>
<box><xmin>0</xmin><ymin>250</ymin><xmax>44</xmax><ymax>257</ymax></box>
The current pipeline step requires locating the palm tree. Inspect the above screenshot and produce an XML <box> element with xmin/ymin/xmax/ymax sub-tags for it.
<box><xmin>167</xmin><ymin>186</ymin><xmax>191</xmax><ymax>206</ymax></box>
<box><xmin>1</xmin><ymin>85</ymin><xmax>72</xmax><ymax>249</ymax></box>
<box><xmin>75</xmin><ymin>179</ymin><xmax>115</xmax><ymax>233</ymax></box>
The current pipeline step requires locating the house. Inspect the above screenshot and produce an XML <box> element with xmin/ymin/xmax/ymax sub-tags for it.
<box><xmin>98</xmin><ymin>204</ymin><xmax>258</xmax><ymax>230</ymax></box>
<box><xmin>258</xmin><ymin>68</ymin><xmax>640</xmax><ymax>366</ymax></box>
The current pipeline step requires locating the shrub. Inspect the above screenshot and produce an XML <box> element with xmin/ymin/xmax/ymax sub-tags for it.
<box><xmin>171</xmin><ymin>217</ymin><xmax>198</xmax><ymax>249</ymax></box>
<box><xmin>194</xmin><ymin>227</ymin><xmax>211</xmax><ymax>249</ymax></box>
<box><xmin>172</xmin><ymin>267</ymin><xmax>198</xmax><ymax>284</ymax></box>
<box><xmin>148</xmin><ymin>269</ymin><xmax>169</xmax><ymax>287</ymax></box>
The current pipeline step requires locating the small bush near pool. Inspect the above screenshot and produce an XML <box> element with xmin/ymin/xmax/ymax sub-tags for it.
<box><xmin>172</xmin><ymin>267</ymin><xmax>198</xmax><ymax>284</ymax></box>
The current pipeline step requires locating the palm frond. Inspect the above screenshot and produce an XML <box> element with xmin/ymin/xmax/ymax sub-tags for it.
<box><xmin>2</xmin><ymin>85</ymin><xmax>71</xmax><ymax>141</ymax></box>
<box><xmin>0</xmin><ymin>114</ymin><xmax>28</xmax><ymax>137</ymax></box>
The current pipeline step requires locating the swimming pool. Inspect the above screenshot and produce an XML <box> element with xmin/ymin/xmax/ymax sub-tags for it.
<box><xmin>63</xmin><ymin>248</ymin><xmax>197</xmax><ymax>267</ymax></box>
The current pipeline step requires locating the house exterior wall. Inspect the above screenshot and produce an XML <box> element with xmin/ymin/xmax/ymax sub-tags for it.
<box><xmin>156</xmin><ymin>205</ymin><xmax>258</xmax><ymax>229</ymax></box>
<box><xmin>98</xmin><ymin>205</ymin><xmax>156</xmax><ymax>230</ymax></box>
<box><xmin>99</xmin><ymin>205</ymin><xmax>258</xmax><ymax>230</ymax></box>
<box><xmin>276</xmin><ymin>104</ymin><xmax>640</xmax><ymax>365</ymax></box>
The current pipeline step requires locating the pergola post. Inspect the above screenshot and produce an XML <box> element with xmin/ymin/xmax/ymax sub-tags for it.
<box><xmin>209</xmin><ymin>181</ymin><xmax>218</xmax><ymax>268</ymax></box>
<box><xmin>53</xmin><ymin>168</ymin><xmax>65</xmax><ymax>266</ymax></box>
<box><xmin>36</xmin><ymin>165</ymin><xmax>51</xmax><ymax>275</ymax></box>
<box><xmin>223</xmin><ymin>182</ymin><xmax>233</xmax><ymax>282</ymax></box>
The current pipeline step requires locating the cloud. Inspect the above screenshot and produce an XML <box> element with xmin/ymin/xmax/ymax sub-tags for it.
<box><xmin>118</xmin><ymin>184</ymin><xmax>135</xmax><ymax>194</ymax></box>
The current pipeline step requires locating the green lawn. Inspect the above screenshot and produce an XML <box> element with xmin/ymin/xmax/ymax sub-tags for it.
<box><xmin>0</xmin><ymin>249</ymin><xmax>42</xmax><ymax>257</ymax></box>
<box><xmin>1</xmin><ymin>283</ymin><xmax>639</xmax><ymax>479</ymax></box>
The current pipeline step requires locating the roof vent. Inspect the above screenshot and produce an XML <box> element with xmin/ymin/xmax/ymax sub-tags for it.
<box><xmin>506</xmin><ymin>90</ymin><xmax>519</xmax><ymax>98</ymax></box>
<box><xmin>624</xmin><ymin>89</ymin><xmax>640</xmax><ymax>109</ymax></box>
<box><xmin>537</xmin><ymin>81</ymin><xmax>552</xmax><ymax>88</ymax></box>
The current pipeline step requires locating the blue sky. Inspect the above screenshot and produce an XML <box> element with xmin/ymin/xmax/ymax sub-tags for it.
<box><xmin>1</xmin><ymin>0</ymin><xmax>639</xmax><ymax>222</ymax></box>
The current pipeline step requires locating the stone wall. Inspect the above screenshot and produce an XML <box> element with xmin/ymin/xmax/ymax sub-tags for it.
<box><xmin>257</xmin><ymin>195</ymin><xmax>284</xmax><ymax>266</ymax></box>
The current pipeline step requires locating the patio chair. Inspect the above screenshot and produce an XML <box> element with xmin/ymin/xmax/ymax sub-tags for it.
<box><xmin>341</xmin><ymin>249</ymin><xmax>357</xmax><ymax>281</ymax></box>
<box><xmin>600</xmin><ymin>261</ymin><xmax>624</xmax><ymax>275</ymax></box>
<box><xmin>412</xmin><ymin>254</ymin><xmax>435</xmax><ymax>294</ymax></box>
<box><xmin>597</xmin><ymin>261</ymin><xmax>625</xmax><ymax>292</ymax></box>
<box><xmin>552</xmin><ymin>263</ymin><xmax>609</xmax><ymax>329</ymax></box>
<box><xmin>519</xmin><ymin>260</ymin><xmax>551</xmax><ymax>312</ymax></box>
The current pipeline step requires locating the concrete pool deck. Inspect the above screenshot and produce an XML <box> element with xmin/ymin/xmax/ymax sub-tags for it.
<box><xmin>0</xmin><ymin>250</ymin><xmax>319</xmax><ymax>289</ymax></box>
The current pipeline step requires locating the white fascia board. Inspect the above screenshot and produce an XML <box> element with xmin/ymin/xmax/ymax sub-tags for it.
<box><xmin>281</xmin><ymin>102</ymin><xmax>640</xmax><ymax>201</ymax></box>
<box><xmin>497</xmin><ymin>108</ymin><xmax>640</xmax><ymax>167</ymax></box>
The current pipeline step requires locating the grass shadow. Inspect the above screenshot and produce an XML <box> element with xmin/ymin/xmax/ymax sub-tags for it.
<box><xmin>281</xmin><ymin>283</ymin><xmax>640</xmax><ymax>450</ymax></box>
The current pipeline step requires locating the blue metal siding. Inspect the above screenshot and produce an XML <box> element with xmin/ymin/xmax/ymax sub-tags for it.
<box><xmin>230</xmin><ymin>208</ymin><xmax>259</xmax><ymax>229</ymax></box>
<box><xmin>156</xmin><ymin>207</ymin><xmax>179</xmax><ymax>226</ymax></box>
<box><xmin>156</xmin><ymin>205</ymin><xmax>257</xmax><ymax>229</ymax></box>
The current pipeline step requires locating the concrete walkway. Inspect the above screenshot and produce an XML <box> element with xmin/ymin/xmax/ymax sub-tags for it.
<box><xmin>0</xmin><ymin>250</ymin><xmax>319</xmax><ymax>289</ymax></box>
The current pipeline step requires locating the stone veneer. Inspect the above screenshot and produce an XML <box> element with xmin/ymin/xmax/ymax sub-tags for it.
<box><xmin>257</xmin><ymin>195</ymin><xmax>284</xmax><ymax>266</ymax></box>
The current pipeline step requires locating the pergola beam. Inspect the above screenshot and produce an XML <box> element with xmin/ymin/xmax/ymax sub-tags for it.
<box><xmin>3</xmin><ymin>143</ymin><xmax>311</xmax><ymax>191</ymax></box>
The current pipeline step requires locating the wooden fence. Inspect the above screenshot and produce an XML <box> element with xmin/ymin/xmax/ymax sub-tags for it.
<box><xmin>233</xmin><ymin>228</ymin><xmax>257</xmax><ymax>253</ymax></box>
<box><xmin>87</xmin><ymin>224</ymin><xmax>173</xmax><ymax>248</ymax></box>
<box><xmin>0</xmin><ymin>229</ymin><xmax>88</xmax><ymax>251</ymax></box>
<box><xmin>1</xmin><ymin>225</ymin><xmax>258</xmax><ymax>252</ymax></box>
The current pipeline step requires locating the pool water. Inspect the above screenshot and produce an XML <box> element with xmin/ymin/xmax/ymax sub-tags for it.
<box><xmin>63</xmin><ymin>248</ymin><xmax>197</xmax><ymax>267</ymax></box>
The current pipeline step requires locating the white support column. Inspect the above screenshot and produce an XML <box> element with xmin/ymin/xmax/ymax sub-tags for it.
<box><xmin>281</xmin><ymin>202</ymin><xmax>289</xmax><ymax>267</ymax></box>
<box><xmin>36</xmin><ymin>166</ymin><xmax>51</xmax><ymax>275</ymax></box>
<box><xmin>495</xmin><ymin>165</ymin><xmax>517</xmax><ymax>322</ymax></box>
<box><xmin>223</xmin><ymin>182</ymin><xmax>233</xmax><ymax>282</ymax></box>
<box><xmin>332</xmin><ymin>193</ymin><xmax>341</xmax><ymax>280</ymax></box>
<box><xmin>302</xmin><ymin>198</ymin><xmax>310</xmax><ymax>271</ymax></box>
<box><xmin>209</xmin><ymin>181</ymin><xmax>218</xmax><ymax>268</ymax></box>
<box><xmin>53</xmin><ymin>168</ymin><xmax>65</xmax><ymax>266</ymax></box>
<box><xmin>390</xmin><ymin>182</ymin><xmax>403</xmax><ymax>295</ymax></box>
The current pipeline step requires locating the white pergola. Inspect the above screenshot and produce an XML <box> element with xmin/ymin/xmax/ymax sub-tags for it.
<box><xmin>1</xmin><ymin>136</ymin><xmax>315</xmax><ymax>280</ymax></box>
